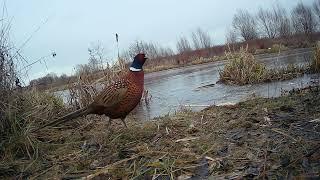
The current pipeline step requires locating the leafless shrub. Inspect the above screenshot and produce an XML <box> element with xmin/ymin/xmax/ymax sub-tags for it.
<box><xmin>313</xmin><ymin>0</ymin><xmax>320</xmax><ymax>23</ymax></box>
<box><xmin>67</xmin><ymin>74</ymin><xmax>99</xmax><ymax>108</ymax></box>
<box><xmin>191</xmin><ymin>28</ymin><xmax>213</xmax><ymax>49</ymax></box>
<box><xmin>0</xmin><ymin>17</ymin><xmax>19</xmax><ymax>131</ymax></box>
<box><xmin>157</xmin><ymin>46</ymin><xmax>174</xmax><ymax>57</ymax></box>
<box><xmin>291</xmin><ymin>2</ymin><xmax>317</xmax><ymax>36</ymax></box>
<box><xmin>257</xmin><ymin>7</ymin><xmax>278</xmax><ymax>38</ymax></box>
<box><xmin>0</xmin><ymin>28</ymin><xmax>16</xmax><ymax>86</ymax></box>
<box><xmin>87</xmin><ymin>43</ymin><xmax>106</xmax><ymax>72</ymax></box>
<box><xmin>232</xmin><ymin>9</ymin><xmax>259</xmax><ymax>41</ymax></box>
<box><xmin>273</xmin><ymin>4</ymin><xmax>292</xmax><ymax>38</ymax></box>
<box><xmin>67</xmin><ymin>67</ymin><xmax>128</xmax><ymax>109</ymax></box>
<box><xmin>122</xmin><ymin>40</ymin><xmax>173</xmax><ymax>62</ymax></box>
<box><xmin>225</xmin><ymin>28</ymin><xmax>238</xmax><ymax>45</ymax></box>
<box><xmin>176</xmin><ymin>36</ymin><xmax>192</xmax><ymax>53</ymax></box>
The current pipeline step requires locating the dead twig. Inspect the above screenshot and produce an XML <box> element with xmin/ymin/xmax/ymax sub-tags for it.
<box><xmin>86</xmin><ymin>155</ymin><xmax>140</xmax><ymax>179</ymax></box>
<box><xmin>175</xmin><ymin>137</ymin><xmax>200</xmax><ymax>143</ymax></box>
<box><xmin>270</xmin><ymin>128</ymin><xmax>298</xmax><ymax>142</ymax></box>
<box><xmin>281</xmin><ymin>145</ymin><xmax>320</xmax><ymax>168</ymax></box>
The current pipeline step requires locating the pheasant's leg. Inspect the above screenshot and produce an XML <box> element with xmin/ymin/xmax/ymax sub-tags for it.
<box><xmin>121</xmin><ymin>118</ymin><xmax>128</xmax><ymax>128</ymax></box>
<box><xmin>107</xmin><ymin>118</ymin><xmax>113</xmax><ymax>128</ymax></box>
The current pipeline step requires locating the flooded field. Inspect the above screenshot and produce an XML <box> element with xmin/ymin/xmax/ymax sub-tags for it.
<box><xmin>133</xmin><ymin>48</ymin><xmax>318</xmax><ymax>120</ymax></box>
<box><xmin>56</xmin><ymin>48</ymin><xmax>319</xmax><ymax>120</ymax></box>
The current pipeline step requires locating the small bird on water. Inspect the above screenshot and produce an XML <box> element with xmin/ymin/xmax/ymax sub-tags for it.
<box><xmin>38</xmin><ymin>53</ymin><xmax>148</xmax><ymax>130</ymax></box>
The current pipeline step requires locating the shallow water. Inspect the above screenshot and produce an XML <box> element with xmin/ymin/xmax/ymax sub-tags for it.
<box><xmin>135</xmin><ymin>48</ymin><xmax>318</xmax><ymax>120</ymax></box>
<box><xmin>56</xmin><ymin>48</ymin><xmax>319</xmax><ymax>120</ymax></box>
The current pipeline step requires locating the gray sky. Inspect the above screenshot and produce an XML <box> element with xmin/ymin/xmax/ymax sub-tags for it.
<box><xmin>4</xmin><ymin>0</ymin><xmax>313</xmax><ymax>82</ymax></box>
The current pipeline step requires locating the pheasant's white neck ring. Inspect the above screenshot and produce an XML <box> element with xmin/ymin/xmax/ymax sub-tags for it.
<box><xmin>129</xmin><ymin>67</ymin><xmax>142</xmax><ymax>72</ymax></box>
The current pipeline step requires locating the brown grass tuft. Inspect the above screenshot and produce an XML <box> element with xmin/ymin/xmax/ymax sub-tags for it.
<box><xmin>219</xmin><ymin>46</ymin><xmax>267</xmax><ymax>85</ymax></box>
<box><xmin>311</xmin><ymin>42</ymin><xmax>320</xmax><ymax>73</ymax></box>
<box><xmin>219</xmin><ymin>45</ymin><xmax>310</xmax><ymax>85</ymax></box>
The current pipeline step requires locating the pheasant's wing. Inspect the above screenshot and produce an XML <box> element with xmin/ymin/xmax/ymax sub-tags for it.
<box><xmin>93</xmin><ymin>79</ymin><xmax>128</xmax><ymax>108</ymax></box>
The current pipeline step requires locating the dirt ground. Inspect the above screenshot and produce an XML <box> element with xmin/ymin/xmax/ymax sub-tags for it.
<box><xmin>1</xmin><ymin>86</ymin><xmax>320</xmax><ymax>179</ymax></box>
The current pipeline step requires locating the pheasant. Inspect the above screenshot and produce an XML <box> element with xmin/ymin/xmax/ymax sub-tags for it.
<box><xmin>38</xmin><ymin>53</ymin><xmax>148</xmax><ymax>130</ymax></box>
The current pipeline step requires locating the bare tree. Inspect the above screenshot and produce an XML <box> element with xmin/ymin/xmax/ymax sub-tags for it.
<box><xmin>122</xmin><ymin>40</ymin><xmax>149</xmax><ymax>61</ymax></box>
<box><xmin>176</xmin><ymin>36</ymin><xmax>192</xmax><ymax>53</ymax></box>
<box><xmin>257</xmin><ymin>7</ymin><xmax>278</xmax><ymax>38</ymax></box>
<box><xmin>273</xmin><ymin>4</ymin><xmax>292</xmax><ymax>38</ymax></box>
<box><xmin>87</xmin><ymin>43</ymin><xmax>107</xmax><ymax>72</ymax></box>
<box><xmin>192</xmin><ymin>33</ymin><xmax>200</xmax><ymax>50</ymax></box>
<box><xmin>191</xmin><ymin>28</ymin><xmax>212</xmax><ymax>49</ymax></box>
<box><xmin>313</xmin><ymin>0</ymin><xmax>320</xmax><ymax>21</ymax></box>
<box><xmin>225</xmin><ymin>28</ymin><xmax>238</xmax><ymax>44</ymax></box>
<box><xmin>232</xmin><ymin>9</ymin><xmax>259</xmax><ymax>41</ymax></box>
<box><xmin>123</xmin><ymin>40</ymin><xmax>173</xmax><ymax>61</ymax></box>
<box><xmin>75</xmin><ymin>64</ymin><xmax>92</xmax><ymax>76</ymax></box>
<box><xmin>158</xmin><ymin>46</ymin><xmax>174</xmax><ymax>57</ymax></box>
<box><xmin>291</xmin><ymin>2</ymin><xmax>317</xmax><ymax>35</ymax></box>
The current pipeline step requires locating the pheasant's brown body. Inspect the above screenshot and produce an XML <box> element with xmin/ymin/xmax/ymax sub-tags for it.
<box><xmin>91</xmin><ymin>70</ymin><xmax>144</xmax><ymax>119</ymax></box>
<box><xmin>37</xmin><ymin>53</ymin><xmax>147</xmax><ymax>130</ymax></box>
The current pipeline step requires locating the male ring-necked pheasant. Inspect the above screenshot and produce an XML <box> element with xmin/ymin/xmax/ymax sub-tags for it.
<box><xmin>38</xmin><ymin>53</ymin><xmax>147</xmax><ymax>129</ymax></box>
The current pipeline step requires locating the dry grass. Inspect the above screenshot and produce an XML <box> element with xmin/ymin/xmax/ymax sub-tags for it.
<box><xmin>190</xmin><ymin>56</ymin><xmax>216</xmax><ymax>65</ymax></box>
<box><xmin>1</xmin><ymin>86</ymin><xmax>319</xmax><ymax>179</ymax></box>
<box><xmin>0</xmin><ymin>19</ymin><xmax>61</xmax><ymax>178</ymax></box>
<box><xmin>66</xmin><ymin>60</ymin><xmax>127</xmax><ymax>108</ymax></box>
<box><xmin>1</xmin><ymin>34</ymin><xmax>319</xmax><ymax>179</ymax></box>
<box><xmin>267</xmin><ymin>63</ymin><xmax>307</xmax><ymax>81</ymax></box>
<box><xmin>219</xmin><ymin>46</ymin><xmax>267</xmax><ymax>85</ymax></box>
<box><xmin>255</xmin><ymin>44</ymin><xmax>289</xmax><ymax>54</ymax></box>
<box><xmin>1</xmin><ymin>13</ymin><xmax>319</xmax><ymax>179</ymax></box>
<box><xmin>219</xmin><ymin>46</ymin><xmax>310</xmax><ymax>85</ymax></box>
<box><xmin>311</xmin><ymin>42</ymin><xmax>320</xmax><ymax>73</ymax></box>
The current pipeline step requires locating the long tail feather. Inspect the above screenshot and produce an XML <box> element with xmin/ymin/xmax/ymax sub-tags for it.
<box><xmin>35</xmin><ymin>107</ymin><xmax>92</xmax><ymax>131</ymax></box>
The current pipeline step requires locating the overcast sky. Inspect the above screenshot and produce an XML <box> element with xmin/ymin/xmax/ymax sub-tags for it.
<box><xmin>4</xmin><ymin>0</ymin><xmax>314</xmax><ymax>83</ymax></box>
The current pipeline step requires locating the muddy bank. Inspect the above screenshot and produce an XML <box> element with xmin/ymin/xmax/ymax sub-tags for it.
<box><xmin>4</xmin><ymin>86</ymin><xmax>319</xmax><ymax>179</ymax></box>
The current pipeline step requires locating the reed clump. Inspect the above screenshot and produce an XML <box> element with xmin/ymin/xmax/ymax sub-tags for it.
<box><xmin>0</xmin><ymin>19</ymin><xmax>68</xmax><ymax>177</ymax></box>
<box><xmin>67</xmin><ymin>61</ymin><xmax>126</xmax><ymax>108</ymax></box>
<box><xmin>219</xmin><ymin>47</ymin><xmax>267</xmax><ymax>85</ymax></box>
<box><xmin>219</xmin><ymin>46</ymin><xmax>309</xmax><ymax>85</ymax></box>
<box><xmin>311</xmin><ymin>42</ymin><xmax>320</xmax><ymax>73</ymax></box>
<box><xmin>268</xmin><ymin>63</ymin><xmax>307</xmax><ymax>81</ymax></box>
